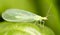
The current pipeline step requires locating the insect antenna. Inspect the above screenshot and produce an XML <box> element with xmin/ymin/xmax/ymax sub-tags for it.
<box><xmin>42</xmin><ymin>4</ymin><xmax>52</xmax><ymax>32</ymax></box>
<box><xmin>46</xmin><ymin>4</ymin><xmax>52</xmax><ymax>18</ymax></box>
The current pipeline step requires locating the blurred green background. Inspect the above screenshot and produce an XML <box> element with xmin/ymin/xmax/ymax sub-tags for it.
<box><xmin>0</xmin><ymin>0</ymin><xmax>60</xmax><ymax>35</ymax></box>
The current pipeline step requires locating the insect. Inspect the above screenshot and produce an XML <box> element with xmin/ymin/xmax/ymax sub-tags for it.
<box><xmin>2</xmin><ymin>9</ymin><xmax>47</xmax><ymax>22</ymax></box>
<box><xmin>2</xmin><ymin>5</ymin><xmax>52</xmax><ymax>26</ymax></box>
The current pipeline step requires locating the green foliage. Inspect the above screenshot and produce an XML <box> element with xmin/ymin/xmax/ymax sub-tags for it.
<box><xmin>0</xmin><ymin>0</ymin><xmax>60</xmax><ymax>35</ymax></box>
<box><xmin>0</xmin><ymin>22</ymin><xmax>55</xmax><ymax>35</ymax></box>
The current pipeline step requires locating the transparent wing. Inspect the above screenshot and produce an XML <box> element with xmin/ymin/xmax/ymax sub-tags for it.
<box><xmin>2</xmin><ymin>9</ymin><xmax>40</xmax><ymax>22</ymax></box>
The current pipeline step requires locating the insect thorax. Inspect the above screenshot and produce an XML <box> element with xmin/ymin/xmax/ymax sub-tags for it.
<box><xmin>34</xmin><ymin>15</ymin><xmax>42</xmax><ymax>21</ymax></box>
<box><xmin>34</xmin><ymin>15</ymin><xmax>48</xmax><ymax>22</ymax></box>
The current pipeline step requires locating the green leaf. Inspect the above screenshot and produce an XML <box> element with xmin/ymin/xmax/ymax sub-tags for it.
<box><xmin>0</xmin><ymin>22</ymin><xmax>55</xmax><ymax>35</ymax></box>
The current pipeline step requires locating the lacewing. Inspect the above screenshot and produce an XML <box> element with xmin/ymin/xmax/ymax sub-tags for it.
<box><xmin>2</xmin><ymin>9</ymin><xmax>47</xmax><ymax>22</ymax></box>
<box><xmin>2</xmin><ymin>4</ymin><xmax>52</xmax><ymax>25</ymax></box>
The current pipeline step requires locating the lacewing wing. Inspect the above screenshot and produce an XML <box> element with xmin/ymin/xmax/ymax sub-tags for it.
<box><xmin>2</xmin><ymin>9</ymin><xmax>42</xmax><ymax>22</ymax></box>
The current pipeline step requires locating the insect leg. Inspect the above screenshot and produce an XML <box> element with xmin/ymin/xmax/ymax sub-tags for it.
<box><xmin>39</xmin><ymin>20</ymin><xmax>45</xmax><ymax>28</ymax></box>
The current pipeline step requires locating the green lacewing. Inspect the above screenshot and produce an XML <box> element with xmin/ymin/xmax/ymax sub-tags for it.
<box><xmin>2</xmin><ymin>9</ymin><xmax>48</xmax><ymax>22</ymax></box>
<box><xmin>2</xmin><ymin>5</ymin><xmax>52</xmax><ymax>24</ymax></box>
